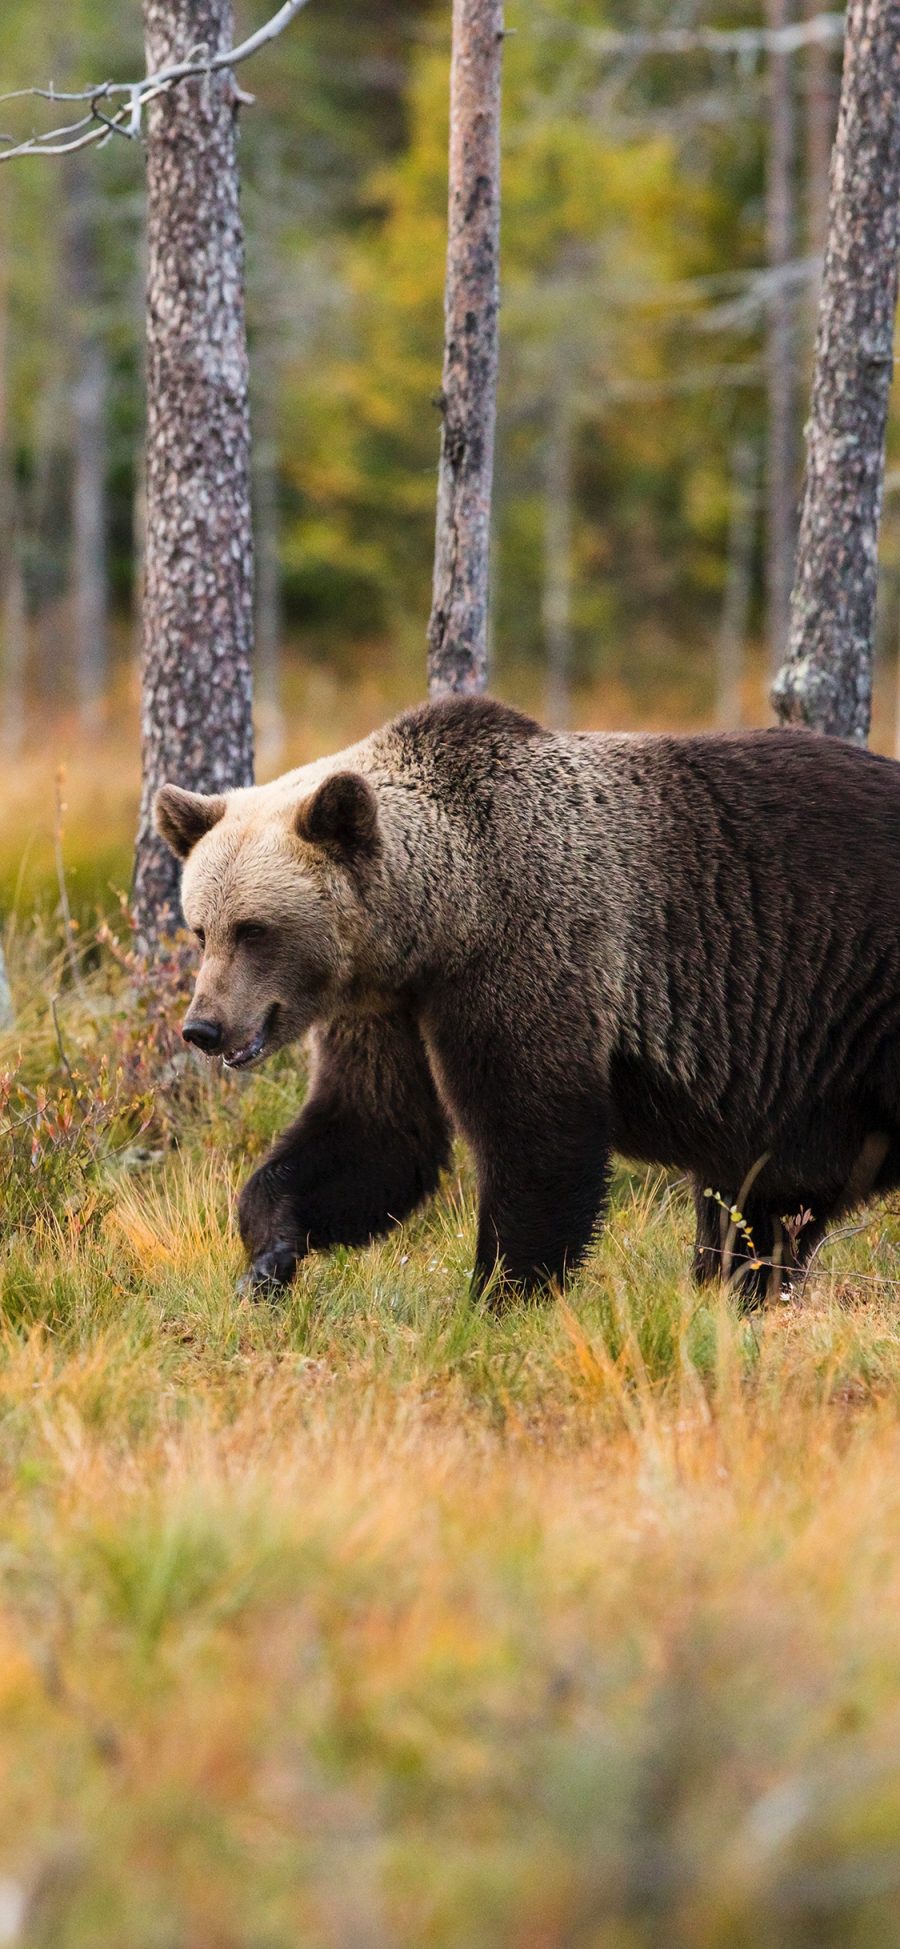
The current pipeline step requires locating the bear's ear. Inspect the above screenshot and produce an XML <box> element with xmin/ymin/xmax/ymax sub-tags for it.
<box><xmin>296</xmin><ymin>771</ymin><xmax>379</xmax><ymax>859</ymax></box>
<box><xmin>154</xmin><ymin>784</ymin><xmax>227</xmax><ymax>860</ymax></box>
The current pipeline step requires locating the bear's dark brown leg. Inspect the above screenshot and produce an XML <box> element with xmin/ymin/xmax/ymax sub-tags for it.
<box><xmin>238</xmin><ymin>1007</ymin><xmax>451</xmax><ymax>1293</ymax></box>
<box><xmin>421</xmin><ymin>1015</ymin><xmax>611</xmax><ymax>1298</ymax></box>
<box><xmin>471</xmin><ymin>1100</ymin><xmax>611</xmax><ymax>1298</ymax></box>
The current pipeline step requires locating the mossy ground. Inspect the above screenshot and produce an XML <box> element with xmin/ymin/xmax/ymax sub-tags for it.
<box><xmin>3</xmin><ymin>913</ymin><xmax>900</xmax><ymax>1948</ymax></box>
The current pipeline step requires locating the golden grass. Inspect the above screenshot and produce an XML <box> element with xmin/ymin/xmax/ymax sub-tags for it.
<box><xmin>3</xmin><ymin>925</ymin><xmax>900</xmax><ymax>1940</ymax></box>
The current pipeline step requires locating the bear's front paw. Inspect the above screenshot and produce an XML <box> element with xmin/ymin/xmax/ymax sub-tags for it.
<box><xmin>239</xmin><ymin>1239</ymin><xmax>299</xmax><ymax>1299</ymax></box>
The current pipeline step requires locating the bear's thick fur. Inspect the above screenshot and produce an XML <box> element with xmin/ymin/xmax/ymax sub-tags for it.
<box><xmin>155</xmin><ymin>697</ymin><xmax>900</xmax><ymax>1298</ymax></box>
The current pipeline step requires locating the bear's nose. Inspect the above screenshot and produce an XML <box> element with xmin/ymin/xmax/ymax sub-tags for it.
<box><xmin>182</xmin><ymin>1017</ymin><xmax>224</xmax><ymax>1054</ymax></box>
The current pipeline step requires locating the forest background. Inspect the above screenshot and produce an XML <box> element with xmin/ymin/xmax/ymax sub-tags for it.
<box><xmin>0</xmin><ymin>0</ymin><xmax>882</xmax><ymax>918</ymax></box>
<box><xmin>4</xmin><ymin>14</ymin><xmax>900</xmax><ymax>1940</ymax></box>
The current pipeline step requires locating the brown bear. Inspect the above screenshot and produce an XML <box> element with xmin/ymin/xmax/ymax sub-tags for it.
<box><xmin>155</xmin><ymin>696</ymin><xmax>900</xmax><ymax>1300</ymax></box>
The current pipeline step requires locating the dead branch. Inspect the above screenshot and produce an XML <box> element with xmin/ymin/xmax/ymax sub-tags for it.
<box><xmin>536</xmin><ymin>12</ymin><xmax>845</xmax><ymax>60</ymax></box>
<box><xmin>0</xmin><ymin>0</ymin><xmax>312</xmax><ymax>163</ymax></box>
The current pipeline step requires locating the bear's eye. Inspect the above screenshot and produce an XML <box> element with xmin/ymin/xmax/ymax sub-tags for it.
<box><xmin>194</xmin><ymin>927</ymin><xmax>206</xmax><ymax>950</ymax></box>
<box><xmin>234</xmin><ymin>921</ymin><xmax>267</xmax><ymax>947</ymax></box>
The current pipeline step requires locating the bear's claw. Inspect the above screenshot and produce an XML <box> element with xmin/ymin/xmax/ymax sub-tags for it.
<box><xmin>239</xmin><ymin>1240</ymin><xmax>299</xmax><ymax>1299</ymax></box>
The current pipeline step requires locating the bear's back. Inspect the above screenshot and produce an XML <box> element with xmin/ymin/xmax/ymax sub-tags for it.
<box><xmin>385</xmin><ymin>702</ymin><xmax>900</xmax><ymax>925</ymax></box>
<box><xmin>383</xmin><ymin>703</ymin><xmax>900</xmax><ymax>1155</ymax></box>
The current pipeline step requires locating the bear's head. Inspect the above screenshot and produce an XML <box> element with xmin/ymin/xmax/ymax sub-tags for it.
<box><xmin>154</xmin><ymin>769</ymin><xmax>381</xmax><ymax>1069</ymax></box>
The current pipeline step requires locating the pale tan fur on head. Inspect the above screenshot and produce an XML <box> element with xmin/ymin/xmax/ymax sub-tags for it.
<box><xmin>154</xmin><ymin>758</ymin><xmax>384</xmax><ymax>1067</ymax></box>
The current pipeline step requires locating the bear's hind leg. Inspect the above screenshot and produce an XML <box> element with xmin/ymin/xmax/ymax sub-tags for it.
<box><xmin>239</xmin><ymin>1008</ymin><xmax>451</xmax><ymax>1292</ymax></box>
<box><xmin>692</xmin><ymin>1197</ymin><xmax>786</xmax><ymax>1305</ymax></box>
<box><xmin>692</xmin><ymin>1178</ymin><xmax>831</xmax><ymax>1304</ymax></box>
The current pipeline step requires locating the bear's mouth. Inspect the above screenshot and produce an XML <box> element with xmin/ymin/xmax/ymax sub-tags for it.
<box><xmin>222</xmin><ymin>1004</ymin><xmax>279</xmax><ymax>1071</ymax></box>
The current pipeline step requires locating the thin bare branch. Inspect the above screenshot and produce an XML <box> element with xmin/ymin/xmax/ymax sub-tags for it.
<box><xmin>0</xmin><ymin>0</ymin><xmax>312</xmax><ymax>163</ymax></box>
<box><xmin>535</xmin><ymin>11</ymin><xmax>845</xmax><ymax>58</ymax></box>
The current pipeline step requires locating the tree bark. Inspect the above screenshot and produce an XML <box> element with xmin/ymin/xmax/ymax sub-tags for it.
<box><xmin>65</xmin><ymin>153</ymin><xmax>109</xmax><ymax>734</ymax></box>
<box><xmin>715</xmin><ymin>438</ymin><xmax>756</xmax><ymax>731</ymax></box>
<box><xmin>131</xmin><ymin>218</ymin><xmax>148</xmax><ymax>666</ymax></box>
<box><xmin>764</xmin><ymin>0</ymin><xmax>797</xmax><ymax>674</ymax></box>
<box><xmin>132</xmin><ymin>0</ymin><xmax>255</xmax><ymax>943</ymax></box>
<box><xmin>426</xmin><ymin>0</ymin><xmax>504</xmax><ymax>699</ymax></box>
<box><xmin>772</xmin><ymin>0</ymin><xmax>900</xmax><ymax>742</ymax></box>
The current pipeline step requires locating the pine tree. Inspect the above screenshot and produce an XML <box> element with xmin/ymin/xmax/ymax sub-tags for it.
<box><xmin>426</xmin><ymin>0</ymin><xmax>504</xmax><ymax>697</ymax></box>
<box><xmin>132</xmin><ymin>0</ymin><xmax>255</xmax><ymax>940</ymax></box>
<box><xmin>773</xmin><ymin>0</ymin><xmax>900</xmax><ymax>741</ymax></box>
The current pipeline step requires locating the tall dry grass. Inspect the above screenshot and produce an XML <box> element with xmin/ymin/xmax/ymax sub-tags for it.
<box><xmin>2</xmin><ymin>872</ymin><xmax>900</xmax><ymax>1941</ymax></box>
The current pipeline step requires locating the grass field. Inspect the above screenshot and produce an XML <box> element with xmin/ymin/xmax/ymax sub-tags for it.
<box><xmin>4</xmin><ymin>910</ymin><xmax>900</xmax><ymax>1947</ymax></box>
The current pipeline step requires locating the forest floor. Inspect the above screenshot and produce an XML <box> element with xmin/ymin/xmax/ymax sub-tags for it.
<box><xmin>3</xmin><ymin>917</ymin><xmax>900</xmax><ymax>1949</ymax></box>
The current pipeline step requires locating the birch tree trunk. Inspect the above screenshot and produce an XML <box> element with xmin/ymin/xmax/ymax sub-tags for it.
<box><xmin>772</xmin><ymin>0</ymin><xmax>900</xmax><ymax>742</ymax></box>
<box><xmin>132</xmin><ymin>0</ymin><xmax>255</xmax><ymax>942</ymax></box>
<box><xmin>426</xmin><ymin>0</ymin><xmax>504</xmax><ymax>698</ymax></box>
<box><xmin>131</xmin><ymin>223</ymin><xmax>148</xmax><ymax>664</ymax></box>
<box><xmin>764</xmin><ymin>0</ymin><xmax>797</xmax><ymax>673</ymax></box>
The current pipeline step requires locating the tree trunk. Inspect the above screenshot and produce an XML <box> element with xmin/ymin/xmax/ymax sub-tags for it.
<box><xmin>764</xmin><ymin>0</ymin><xmax>797</xmax><ymax>673</ymax></box>
<box><xmin>65</xmin><ymin>154</ymin><xmax>109</xmax><ymax>734</ymax></box>
<box><xmin>772</xmin><ymin>0</ymin><xmax>900</xmax><ymax>743</ymax></box>
<box><xmin>131</xmin><ymin>219</ymin><xmax>148</xmax><ymax>666</ymax></box>
<box><xmin>426</xmin><ymin>0</ymin><xmax>504</xmax><ymax>699</ymax></box>
<box><xmin>132</xmin><ymin>0</ymin><xmax>255</xmax><ymax>943</ymax></box>
<box><xmin>543</xmin><ymin>385</ymin><xmax>573</xmax><ymax>730</ymax></box>
<box><xmin>715</xmin><ymin>438</ymin><xmax>756</xmax><ymax>731</ymax></box>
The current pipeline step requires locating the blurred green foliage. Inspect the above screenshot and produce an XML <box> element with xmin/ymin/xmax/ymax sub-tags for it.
<box><xmin>10</xmin><ymin>0</ymin><xmax>899</xmax><ymax>728</ymax></box>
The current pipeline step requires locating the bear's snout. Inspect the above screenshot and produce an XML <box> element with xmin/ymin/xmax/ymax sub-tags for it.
<box><xmin>182</xmin><ymin>1016</ymin><xmax>224</xmax><ymax>1055</ymax></box>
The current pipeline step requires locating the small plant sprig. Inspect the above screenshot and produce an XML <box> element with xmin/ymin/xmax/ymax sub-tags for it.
<box><xmin>703</xmin><ymin>1186</ymin><xmax>762</xmax><ymax>1271</ymax></box>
